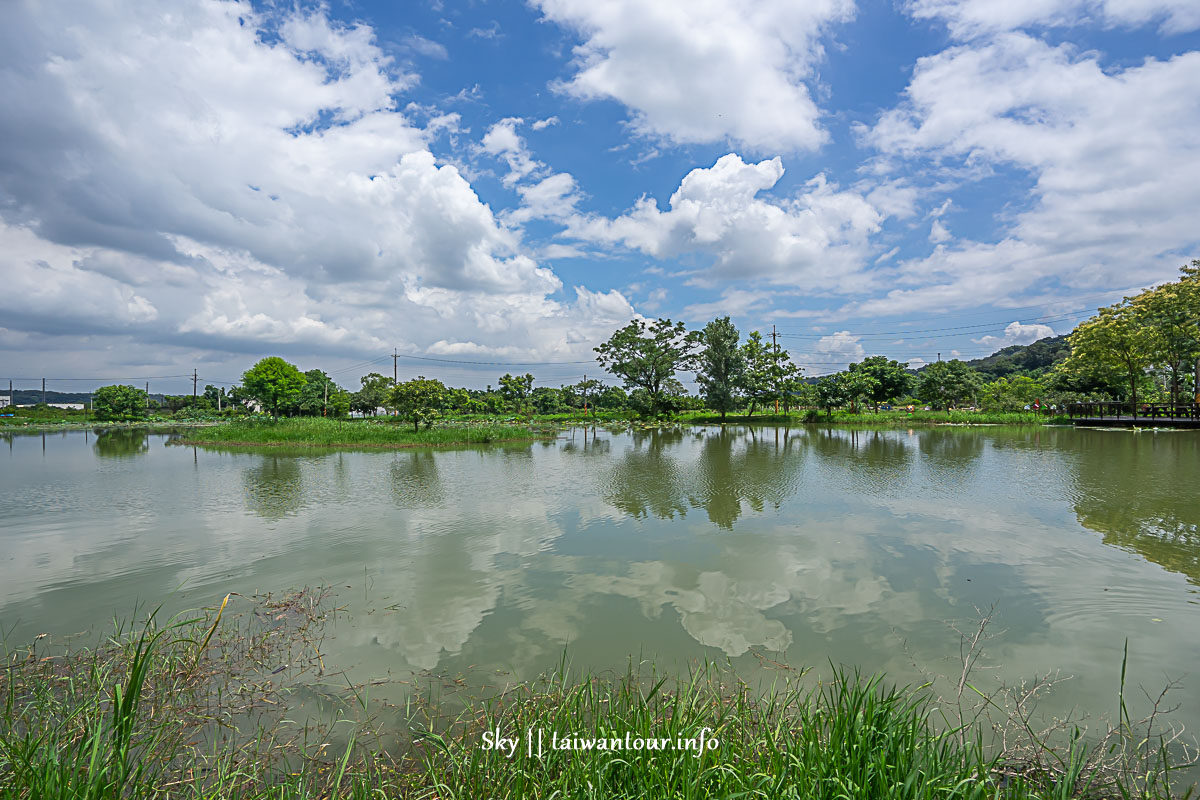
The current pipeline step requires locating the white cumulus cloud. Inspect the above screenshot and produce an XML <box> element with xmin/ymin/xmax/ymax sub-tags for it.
<box><xmin>972</xmin><ymin>321</ymin><xmax>1056</xmax><ymax>350</ymax></box>
<box><xmin>859</xmin><ymin>33</ymin><xmax>1200</xmax><ymax>315</ymax></box>
<box><xmin>567</xmin><ymin>154</ymin><xmax>883</xmax><ymax>290</ymax></box>
<box><xmin>534</xmin><ymin>0</ymin><xmax>855</xmax><ymax>152</ymax></box>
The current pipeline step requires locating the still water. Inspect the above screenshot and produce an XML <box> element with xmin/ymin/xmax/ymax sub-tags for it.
<box><xmin>1</xmin><ymin>425</ymin><xmax>1197</xmax><ymax>731</ymax></box>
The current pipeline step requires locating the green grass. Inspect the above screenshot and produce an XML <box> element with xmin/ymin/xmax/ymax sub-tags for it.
<box><xmin>176</xmin><ymin>416</ymin><xmax>553</xmax><ymax>448</ymax></box>
<box><xmin>2</xmin><ymin>598</ymin><xmax>1193</xmax><ymax>799</ymax></box>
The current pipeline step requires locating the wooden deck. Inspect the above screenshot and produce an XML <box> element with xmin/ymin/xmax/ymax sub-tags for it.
<box><xmin>1071</xmin><ymin>416</ymin><xmax>1200</xmax><ymax>429</ymax></box>
<box><xmin>1067</xmin><ymin>402</ymin><xmax>1200</xmax><ymax>428</ymax></box>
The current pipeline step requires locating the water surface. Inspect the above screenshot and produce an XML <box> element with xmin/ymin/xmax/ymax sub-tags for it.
<box><xmin>2</xmin><ymin>425</ymin><xmax>1197</xmax><ymax>736</ymax></box>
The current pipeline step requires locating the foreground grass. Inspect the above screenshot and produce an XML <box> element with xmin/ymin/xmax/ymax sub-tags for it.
<box><xmin>177</xmin><ymin>416</ymin><xmax>551</xmax><ymax>448</ymax></box>
<box><xmin>2</xmin><ymin>599</ymin><xmax>1194</xmax><ymax>799</ymax></box>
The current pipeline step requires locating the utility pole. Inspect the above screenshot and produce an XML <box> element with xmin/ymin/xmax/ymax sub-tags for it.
<box><xmin>937</xmin><ymin>352</ymin><xmax>941</xmax><ymax>362</ymax></box>
<box><xmin>145</xmin><ymin>382</ymin><xmax>149</xmax><ymax>410</ymax></box>
<box><xmin>393</xmin><ymin>349</ymin><xmax>399</xmax><ymax>416</ymax></box>
<box><xmin>583</xmin><ymin>374</ymin><xmax>588</xmax><ymax>415</ymax></box>
<box><xmin>192</xmin><ymin>369</ymin><xmax>198</xmax><ymax>408</ymax></box>
<box><xmin>323</xmin><ymin>381</ymin><xmax>328</xmax><ymax>416</ymax></box>
<box><xmin>42</xmin><ymin>377</ymin><xmax>46</xmax><ymax>403</ymax></box>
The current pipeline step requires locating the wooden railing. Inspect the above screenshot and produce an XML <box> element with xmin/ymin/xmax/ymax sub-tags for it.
<box><xmin>1065</xmin><ymin>401</ymin><xmax>1200</xmax><ymax>421</ymax></box>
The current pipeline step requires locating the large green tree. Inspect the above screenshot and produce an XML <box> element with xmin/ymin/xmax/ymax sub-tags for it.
<box><xmin>92</xmin><ymin>384</ymin><xmax>148</xmax><ymax>421</ymax></box>
<box><xmin>391</xmin><ymin>376</ymin><xmax>447</xmax><ymax>431</ymax></box>
<box><xmin>1064</xmin><ymin>303</ymin><xmax>1157</xmax><ymax>413</ymax></box>
<box><xmin>916</xmin><ymin>360</ymin><xmax>983</xmax><ymax>410</ymax></box>
<box><xmin>594</xmin><ymin>319</ymin><xmax>699</xmax><ymax>418</ymax></box>
<box><xmin>815</xmin><ymin>374</ymin><xmax>849</xmax><ymax>417</ymax></box>
<box><xmin>242</xmin><ymin>357</ymin><xmax>307</xmax><ymax>417</ymax></box>
<box><xmin>498</xmin><ymin>372</ymin><xmax>535</xmax><ymax>414</ymax></box>
<box><xmin>848</xmin><ymin>356</ymin><xmax>911</xmax><ymax>408</ymax></box>
<box><xmin>840</xmin><ymin>369</ymin><xmax>879</xmax><ymax>414</ymax></box>
<box><xmin>695</xmin><ymin>316</ymin><xmax>745</xmax><ymax>421</ymax></box>
<box><xmin>1131</xmin><ymin>262</ymin><xmax>1200</xmax><ymax>404</ymax></box>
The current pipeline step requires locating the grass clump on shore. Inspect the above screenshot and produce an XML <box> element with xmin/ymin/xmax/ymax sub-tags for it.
<box><xmin>176</xmin><ymin>416</ymin><xmax>551</xmax><ymax>448</ymax></box>
<box><xmin>2</xmin><ymin>598</ymin><xmax>1194</xmax><ymax>799</ymax></box>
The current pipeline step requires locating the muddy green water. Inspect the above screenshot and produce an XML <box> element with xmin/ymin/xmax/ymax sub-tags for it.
<box><xmin>1</xmin><ymin>425</ymin><xmax>1197</xmax><ymax>736</ymax></box>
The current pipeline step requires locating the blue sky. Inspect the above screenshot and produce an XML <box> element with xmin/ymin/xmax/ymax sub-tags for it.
<box><xmin>1</xmin><ymin>0</ymin><xmax>1198</xmax><ymax>393</ymax></box>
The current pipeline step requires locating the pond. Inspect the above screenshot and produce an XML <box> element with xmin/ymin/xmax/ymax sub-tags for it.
<box><xmin>1</xmin><ymin>424</ymin><xmax>1197</xmax><ymax>740</ymax></box>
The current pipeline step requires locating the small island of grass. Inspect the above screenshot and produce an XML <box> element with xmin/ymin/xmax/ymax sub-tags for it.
<box><xmin>176</xmin><ymin>417</ymin><xmax>551</xmax><ymax>448</ymax></box>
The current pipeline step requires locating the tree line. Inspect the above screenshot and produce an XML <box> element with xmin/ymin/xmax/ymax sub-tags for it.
<box><xmin>87</xmin><ymin>260</ymin><xmax>1197</xmax><ymax>423</ymax></box>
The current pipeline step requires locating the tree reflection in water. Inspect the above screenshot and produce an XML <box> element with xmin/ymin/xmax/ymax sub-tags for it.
<box><xmin>241</xmin><ymin>456</ymin><xmax>305</xmax><ymax>520</ymax></box>
<box><xmin>1068</xmin><ymin>430</ymin><xmax>1200</xmax><ymax>585</ymax></box>
<box><xmin>602</xmin><ymin>427</ymin><xmax>806</xmax><ymax>529</ymax></box>
<box><xmin>390</xmin><ymin>449</ymin><xmax>445</xmax><ymax>509</ymax></box>
<box><xmin>93</xmin><ymin>429</ymin><xmax>149</xmax><ymax>459</ymax></box>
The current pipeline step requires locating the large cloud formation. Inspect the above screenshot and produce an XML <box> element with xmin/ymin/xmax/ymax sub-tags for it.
<box><xmin>566</xmin><ymin>154</ymin><xmax>885</xmax><ymax>290</ymax></box>
<box><xmin>0</xmin><ymin>0</ymin><xmax>631</xmax><ymax>378</ymax></box>
<box><xmin>858</xmin><ymin>31</ymin><xmax>1200</xmax><ymax>315</ymax></box>
<box><xmin>534</xmin><ymin>0</ymin><xmax>855</xmax><ymax>152</ymax></box>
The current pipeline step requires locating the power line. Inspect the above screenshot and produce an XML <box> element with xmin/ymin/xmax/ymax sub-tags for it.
<box><xmin>767</xmin><ymin>289</ymin><xmax>1130</xmax><ymax>332</ymax></box>
<box><xmin>389</xmin><ymin>352</ymin><xmax>594</xmax><ymax>366</ymax></box>
<box><xmin>6</xmin><ymin>374</ymin><xmax>194</xmax><ymax>381</ymax></box>
<box><xmin>772</xmin><ymin>311</ymin><xmax>1090</xmax><ymax>340</ymax></box>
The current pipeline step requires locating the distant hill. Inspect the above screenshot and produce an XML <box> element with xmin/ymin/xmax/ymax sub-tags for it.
<box><xmin>1</xmin><ymin>389</ymin><xmax>170</xmax><ymax>405</ymax></box>
<box><xmin>965</xmin><ymin>334</ymin><xmax>1071</xmax><ymax>377</ymax></box>
<box><xmin>799</xmin><ymin>334</ymin><xmax>1072</xmax><ymax>382</ymax></box>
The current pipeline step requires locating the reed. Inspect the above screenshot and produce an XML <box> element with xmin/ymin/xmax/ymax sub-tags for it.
<box><xmin>2</xmin><ymin>601</ymin><xmax>1193</xmax><ymax>799</ymax></box>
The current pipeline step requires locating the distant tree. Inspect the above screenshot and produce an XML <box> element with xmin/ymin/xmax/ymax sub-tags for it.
<box><xmin>815</xmin><ymin>374</ymin><xmax>849</xmax><ymax>417</ymax></box>
<box><xmin>738</xmin><ymin>331</ymin><xmax>774</xmax><ymax>416</ymax></box>
<box><xmin>840</xmin><ymin>369</ymin><xmax>879</xmax><ymax>414</ymax></box>
<box><xmin>498</xmin><ymin>372</ymin><xmax>535</xmax><ymax>414</ymax></box>
<box><xmin>445</xmin><ymin>387</ymin><xmax>472</xmax><ymax>414</ymax></box>
<box><xmin>784</xmin><ymin>380</ymin><xmax>816</xmax><ymax>412</ymax></box>
<box><xmin>595</xmin><ymin>385</ymin><xmax>629</xmax><ymax>410</ymax></box>
<box><xmin>201</xmin><ymin>384</ymin><xmax>226</xmax><ymax>410</ymax></box>
<box><xmin>92</xmin><ymin>384</ymin><xmax>148</xmax><ymax>421</ymax></box>
<box><xmin>629</xmin><ymin>378</ymin><xmax>689</xmax><ymax>418</ymax></box>
<box><xmin>594</xmin><ymin>319</ymin><xmax>699</xmax><ymax>419</ymax></box>
<box><xmin>569</xmin><ymin>377</ymin><xmax>604</xmax><ymax>413</ymax></box>
<box><xmin>391</xmin><ymin>376</ymin><xmax>447</xmax><ymax>431</ymax></box>
<box><xmin>292</xmin><ymin>369</ymin><xmax>349</xmax><ymax>417</ymax></box>
<box><xmin>848</xmin><ymin>356</ymin><xmax>910</xmax><ymax>408</ymax></box>
<box><xmin>737</xmin><ymin>330</ymin><xmax>802</xmax><ymax>416</ymax></box>
<box><xmin>916</xmin><ymin>360</ymin><xmax>983</xmax><ymax>410</ymax></box>
<box><xmin>242</xmin><ymin>357</ymin><xmax>307</xmax><ymax>417</ymax></box>
<box><xmin>980</xmin><ymin>375</ymin><xmax>1047</xmax><ymax>410</ymax></box>
<box><xmin>695</xmin><ymin>316</ymin><xmax>745</xmax><ymax>422</ymax></box>
<box><xmin>351</xmin><ymin>372</ymin><xmax>392</xmax><ymax>416</ymax></box>
<box><xmin>531</xmin><ymin>386</ymin><xmax>569</xmax><ymax>415</ymax></box>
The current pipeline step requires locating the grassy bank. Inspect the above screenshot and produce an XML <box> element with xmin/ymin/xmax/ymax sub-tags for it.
<box><xmin>176</xmin><ymin>417</ymin><xmax>552</xmax><ymax>448</ymax></box>
<box><xmin>2</xmin><ymin>598</ymin><xmax>1194</xmax><ymax>799</ymax></box>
